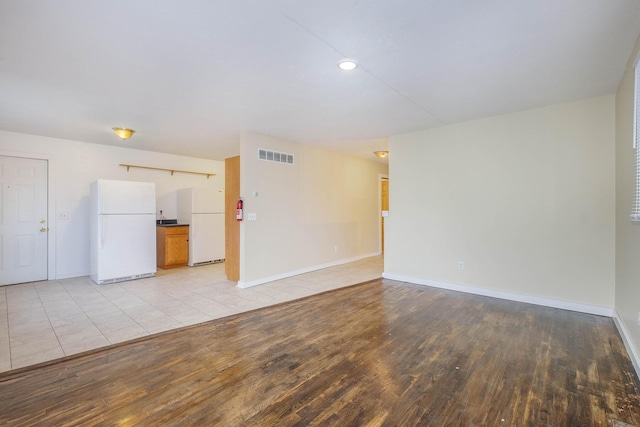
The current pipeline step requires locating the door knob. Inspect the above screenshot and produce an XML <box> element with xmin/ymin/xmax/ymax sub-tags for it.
<box><xmin>40</xmin><ymin>219</ymin><xmax>46</xmax><ymax>224</ymax></box>
<box><xmin>40</xmin><ymin>227</ymin><xmax>47</xmax><ymax>232</ymax></box>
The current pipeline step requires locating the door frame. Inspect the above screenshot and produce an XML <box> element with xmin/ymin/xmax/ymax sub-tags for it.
<box><xmin>1</xmin><ymin>149</ymin><xmax>57</xmax><ymax>281</ymax></box>
<box><xmin>378</xmin><ymin>173</ymin><xmax>389</xmax><ymax>255</ymax></box>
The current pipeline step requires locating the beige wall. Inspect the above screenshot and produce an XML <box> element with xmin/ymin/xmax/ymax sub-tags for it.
<box><xmin>615</xmin><ymin>34</ymin><xmax>640</xmax><ymax>364</ymax></box>
<box><xmin>239</xmin><ymin>132</ymin><xmax>388</xmax><ymax>285</ymax></box>
<box><xmin>386</xmin><ymin>96</ymin><xmax>616</xmax><ymax>309</ymax></box>
<box><xmin>0</xmin><ymin>130</ymin><xmax>224</xmax><ymax>279</ymax></box>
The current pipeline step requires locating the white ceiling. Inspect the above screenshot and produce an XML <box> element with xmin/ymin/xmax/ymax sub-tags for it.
<box><xmin>1</xmin><ymin>0</ymin><xmax>639</xmax><ymax>162</ymax></box>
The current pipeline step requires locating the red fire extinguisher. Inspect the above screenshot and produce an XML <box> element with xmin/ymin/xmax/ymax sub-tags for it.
<box><xmin>236</xmin><ymin>198</ymin><xmax>243</xmax><ymax>221</ymax></box>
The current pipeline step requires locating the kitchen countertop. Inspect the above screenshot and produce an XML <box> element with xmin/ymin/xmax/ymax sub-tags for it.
<box><xmin>156</xmin><ymin>219</ymin><xmax>188</xmax><ymax>227</ymax></box>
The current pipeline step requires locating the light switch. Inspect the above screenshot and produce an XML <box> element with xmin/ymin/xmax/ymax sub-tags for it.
<box><xmin>247</xmin><ymin>213</ymin><xmax>257</xmax><ymax>221</ymax></box>
<box><xmin>381</xmin><ymin>210</ymin><xmax>389</xmax><ymax>217</ymax></box>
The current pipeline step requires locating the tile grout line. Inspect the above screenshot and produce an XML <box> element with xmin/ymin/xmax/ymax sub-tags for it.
<box><xmin>87</xmin><ymin>282</ymin><xmax>152</xmax><ymax>344</ymax></box>
<box><xmin>34</xmin><ymin>281</ymin><xmax>67</xmax><ymax>360</ymax></box>
<box><xmin>61</xmin><ymin>293</ymin><xmax>98</xmax><ymax>351</ymax></box>
<box><xmin>122</xmin><ymin>282</ymin><xmax>213</xmax><ymax>332</ymax></box>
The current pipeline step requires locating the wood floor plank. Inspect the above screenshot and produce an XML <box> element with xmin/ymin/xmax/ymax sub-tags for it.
<box><xmin>0</xmin><ymin>278</ymin><xmax>639</xmax><ymax>426</ymax></box>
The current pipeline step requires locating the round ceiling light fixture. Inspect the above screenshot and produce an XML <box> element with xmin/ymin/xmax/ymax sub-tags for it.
<box><xmin>338</xmin><ymin>60</ymin><xmax>358</xmax><ymax>71</ymax></box>
<box><xmin>112</xmin><ymin>127</ymin><xmax>135</xmax><ymax>141</ymax></box>
<box><xmin>374</xmin><ymin>150</ymin><xmax>389</xmax><ymax>159</ymax></box>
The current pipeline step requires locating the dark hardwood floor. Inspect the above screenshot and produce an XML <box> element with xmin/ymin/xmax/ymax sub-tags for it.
<box><xmin>0</xmin><ymin>278</ymin><xmax>639</xmax><ymax>426</ymax></box>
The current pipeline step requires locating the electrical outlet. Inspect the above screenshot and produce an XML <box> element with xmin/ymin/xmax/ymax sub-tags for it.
<box><xmin>457</xmin><ymin>261</ymin><xmax>464</xmax><ymax>270</ymax></box>
<box><xmin>57</xmin><ymin>212</ymin><xmax>69</xmax><ymax>220</ymax></box>
<box><xmin>334</xmin><ymin>246</ymin><xmax>338</xmax><ymax>253</ymax></box>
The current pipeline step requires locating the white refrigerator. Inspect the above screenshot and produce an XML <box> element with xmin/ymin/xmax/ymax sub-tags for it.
<box><xmin>90</xmin><ymin>179</ymin><xmax>157</xmax><ymax>285</ymax></box>
<box><xmin>177</xmin><ymin>187</ymin><xmax>225</xmax><ymax>266</ymax></box>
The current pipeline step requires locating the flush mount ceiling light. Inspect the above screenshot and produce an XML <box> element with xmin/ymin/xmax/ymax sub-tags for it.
<box><xmin>374</xmin><ymin>150</ymin><xmax>389</xmax><ymax>159</ymax></box>
<box><xmin>338</xmin><ymin>60</ymin><xmax>358</xmax><ymax>71</ymax></box>
<box><xmin>112</xmin><ymin>127</ymin><xmax>135</xmax><ymax>140</ymax></box>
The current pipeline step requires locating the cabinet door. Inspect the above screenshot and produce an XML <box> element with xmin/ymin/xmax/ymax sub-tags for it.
<box><xmin>166</xmin><ymin>233</ymin><xmax>189</xmax><ymax>266</ymax></box>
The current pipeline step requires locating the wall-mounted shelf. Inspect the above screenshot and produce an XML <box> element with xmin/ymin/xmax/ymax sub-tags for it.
<box><xmin>119</xmin><ymin>164</ymin><xmax>216</xmax><ymax>179</ymax></box>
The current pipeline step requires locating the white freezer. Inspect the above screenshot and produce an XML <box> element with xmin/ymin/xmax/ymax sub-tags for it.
<box><xmin>177</xmin><ymin>187</ymin><xmax>225</xmax><ymax>266</ymax></box>
<box><xmin>189</xmin><ymin>213</ymin><xmax>225</xmax><ymax>265</ymax></box>
<box><xmin>178</xmin><ymin>187</ymin><xmax>224</xmax><ymax>213</ymax></box>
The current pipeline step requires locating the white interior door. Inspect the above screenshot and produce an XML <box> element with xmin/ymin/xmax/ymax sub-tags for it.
<box><xmin>0</xmin><ymin>156</ymin><xmax>48</xmax><ymax>286</ymax></box>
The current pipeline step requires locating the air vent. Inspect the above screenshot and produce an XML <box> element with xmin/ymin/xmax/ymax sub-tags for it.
<box><xmin>258</xmin><ymin>149</ymin><xmax>294</xmax><ymax>165</ymax></box>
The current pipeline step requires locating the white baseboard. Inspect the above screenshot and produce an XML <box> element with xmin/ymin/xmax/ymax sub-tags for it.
<box><xmin>613</xmin><ymin>311</ymin><xmax>640</xmax><ymax>381</ymax></box>
<box><xmin>237</xmin><ymin>252</ymin><xmax>380</xmax><ymax>288</ymax></box>
<box><xmin>55</xmin><ymin>270</ymin><xmax>91</xmax><ymax>280</ymax></box>
<box><xmin>382</xmin><ymin>272</ymin><xmax>614</xmax><ymax>317</ymax></box>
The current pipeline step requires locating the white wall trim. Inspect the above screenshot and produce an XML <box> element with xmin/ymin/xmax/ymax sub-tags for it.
<box><xmin>613</xmin><ymin>311</ymin><xmax>640</xmax><ymax>381</ymax></box>
<box><xmin>237</xmin><ymin>252</ymin><xmax>380</xmax><ymax>288</ymax></box>
<box><xmin>0</xmin><ymin>149</ymin><xmax>57</xmax><ymax>281</ymax></box>
<box><xmin>382</xmin><ymin>272</ymin><xmax>614</xmax><ymax>317</ymax></box>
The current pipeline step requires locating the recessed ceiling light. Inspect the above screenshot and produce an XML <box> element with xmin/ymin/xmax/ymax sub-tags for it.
<box><xmin>338</xmin><ymin>60</ymin><xmax>358</xmax><ymax>71</ymax></box>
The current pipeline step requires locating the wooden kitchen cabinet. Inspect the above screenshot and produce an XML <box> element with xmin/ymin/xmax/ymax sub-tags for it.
<box><xmin>156</xmin><ymin>225</ymin><xmax>189</xmax><ymax>269</ymax></box>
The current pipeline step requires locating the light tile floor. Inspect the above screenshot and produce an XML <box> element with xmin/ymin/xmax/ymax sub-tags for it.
<box><xmin>0</xmin><ymin>255</ymin><xmax>383</xmax><ymax>373</ymax></box>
